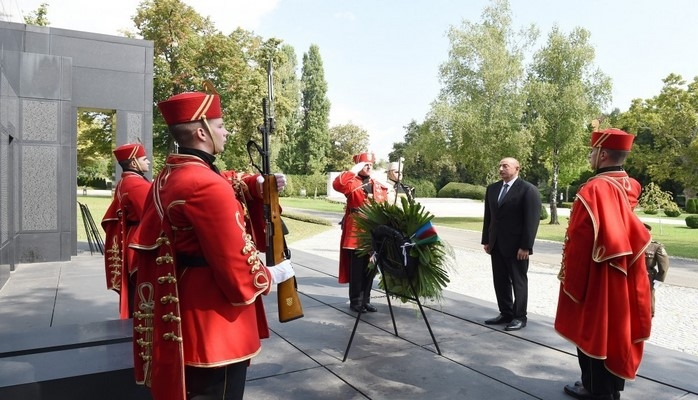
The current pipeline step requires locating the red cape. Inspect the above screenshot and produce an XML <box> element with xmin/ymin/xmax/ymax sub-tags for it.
<box><xmin>555</xmin><ymin>172</ymin><xmax>652</xmax><ymax>380</ymax></box>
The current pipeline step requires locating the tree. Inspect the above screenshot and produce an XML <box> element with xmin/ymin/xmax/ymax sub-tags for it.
<box><xmin>77</xmin><ymin>111</ymin><xmax>116</xmax><ymax>185</ymax></box>
<box><xmin>131</xmin><ymin>0</ymin><xmax>291</xmax><ymax>172</ymax></box>
<box><xmin>434</xmin><ymin>0</ymin><xmax>538</xmax><ymax>185</ymax></box>
<box><xmin>24</xmin><ymin>3</ymin><xmax>49</xmax><ymax>26</ymax></box>
<box><xmin>326</xmin><ymin>123</ymin><xmax>370</xmax><ymax>171</ymax></box>
<box><xmin>276</xmin><ymin>44</ymin><xmax>303</xmax><ymax>174</ymax></box>
<box><xmin>524</xmin><ymin>25</ymin><xmax>611</xmax><ymax>224</ymax></box>
<box><xmin>639</xmin><ymin>182</ymin><xmax>676</xmax><ymax>214</ymax></box>
<box><xmin>132</xmin><ymin>0</ymin><xmax>217</xmax><ymax>168</ymax></box>
<box><xmin>616</xmin><ymin>74</ymin><xmax>698</xmax><ymax>194</ymax></box>
<box><xmin>390</xmin><ymin>119</ymin><xmax>459</xmax><ymax>189</ymax></box>
<box><xmin>297</xmin><ymin>44</ymin><xmax>331</xmax><ymax>175</ymax></box>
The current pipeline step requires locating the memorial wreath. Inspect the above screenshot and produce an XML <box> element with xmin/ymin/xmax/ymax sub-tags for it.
<box><xmin>354</xmin><ymin>197</ymin><xmax>453</xmax><ymax>303</ymax></box>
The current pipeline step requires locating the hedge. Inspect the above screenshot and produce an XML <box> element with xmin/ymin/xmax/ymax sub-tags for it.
<box><xmin>686</xmin><ymin>215</ymin><xmax>698</xmax><ymax>229</ymax></box>
<box><xmin>284</xmin><ymin>174</ymin><xmax>327</xmax><ymax>197</ymax></box>
<box><xmin>437</xmin><ymin>182</ymin><xmax>486</xmax><ymax>200</ymax></box>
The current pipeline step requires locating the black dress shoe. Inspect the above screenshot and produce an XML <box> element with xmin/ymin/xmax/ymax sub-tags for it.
<box><xmin>564</xmin><ymin>384</ymin><xmax>594</xmax><ymax>399</ymax></box>
<box><xmin>364</xmin><ymin>303</ymin><xmax>377</xmax><ymax>312</ymax></box>
<box><xmin>564</xmin><ymin>384</ymin><xmax>616</xmax><ymax>400</ymax></box>
<box><xmin>484</xmin><ymin>315</ymin><xmax>512</xmax><ymax>325</ymax></box>
<box><xmin>350</xmin><ymin>304</ymin><xmax>366</xmax><ymax>313</ymax></box>
<box><xmin>504</xmin><ymin>318</ymin><xmax>526</xmax><ymax>331</ymax></box>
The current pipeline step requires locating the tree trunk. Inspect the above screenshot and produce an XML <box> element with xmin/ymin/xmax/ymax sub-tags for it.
<box><xmin>549</xmin><ymin>152</ymin><xmax>560</xmax><ymax>225</ymax></box>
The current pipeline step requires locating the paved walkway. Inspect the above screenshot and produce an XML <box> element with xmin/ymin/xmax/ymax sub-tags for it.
<box><xmin>293</xmin><ymin>226</ymin><xmax>698</xmax><ymax>358</ymax></box>
<box><xmin>1</xmin><ymin>197</ymin><xmax>696</xmax><ymax>399</ymax></box>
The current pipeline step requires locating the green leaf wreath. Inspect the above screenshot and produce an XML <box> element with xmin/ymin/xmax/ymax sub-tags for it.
<box><xmin>354</xmin><ymin>196</ymin><xmax>453</xmax><ymax>303</ymax></box>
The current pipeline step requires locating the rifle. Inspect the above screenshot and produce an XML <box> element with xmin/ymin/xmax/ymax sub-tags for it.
<box><xmin>247</xmin><ymin>60</ymin><xmax>304</xmax><ymax>323</ymax></box>
<box><xmin>393</xmin><ymin>157</ymin><xmax>415</xmax><ymax>204</ymax></box>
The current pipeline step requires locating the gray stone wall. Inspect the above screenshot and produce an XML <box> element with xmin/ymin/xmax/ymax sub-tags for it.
<box><xmin>0</xmin><ymin>21</ymin><xmax>153</xmax><ymax>286</ymax></box>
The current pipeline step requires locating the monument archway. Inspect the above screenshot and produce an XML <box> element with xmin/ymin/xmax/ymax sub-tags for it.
<box><xmin>0</xmin><ymin>22</ymin><xmax>153</xmax><ymax>287</ymax></box>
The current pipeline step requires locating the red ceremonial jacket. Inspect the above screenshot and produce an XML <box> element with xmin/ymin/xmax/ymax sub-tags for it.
<box><xmin>129</xmin><ymin>154</ymin><xmax>272</xmax><ymax>400</ymax></box>
<box><xmin>101</xmin><ymin>171</ymin><xmax>151</xmax><ymax>319</ymax></box>
<box><xmin>555</xmin><ymin>171</ymin><xmax>652</xmax><ymax>380</ymax></box>
<box><xmin>332</xmin><ymin>171</ymin><xmax>388</xmax><ymax>283</ymax></box>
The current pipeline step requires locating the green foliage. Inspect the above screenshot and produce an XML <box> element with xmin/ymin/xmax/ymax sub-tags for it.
<box><xmin>525</xmin><ymin>25</ymin><xmax>612</xmax><ymax>220</ymax></box>
<box><xmin>540</xmin><ymin>204</ymin><xmax>549</xmax><ymax>220</ymax></box>
<box><xmin>353</xmin><ymin>198</ymin><xmax>453</xmax><ymax>303</ymax></box>
<box><xmin>296</xmin><ymin>44</ymin><xmax>331</xmax><ymax>175</ymax></box>
<box><xmin>663</xmin><ymin>202</ymin><xmax>682</xmax><ymax>217</ymax></box>
<box><xmin>643</xmin><ymin>206</ymin><xmax>658</xmax><ymax>215</ymax></box>
<box><xmin>686</xmin><ymin>198</ymin><xmax>698</xmax><ymax>214</ymax></box>
<box><xmin>24</xmin><ymin>3</ymin><xmax>50</xmax><ymax>26</ymax></box>
<box><xmin>617</xmin><ymin>73</ymin><xmax>698</xmax><ymax>190</ymax></box>
<box><xmin>281</xmin><ymin>211</ymin><xmax>333</xmax><ymax>226</ymax></box>
<box><xmin>434</xmin><ymin>0</ymin><xmax>538</xmax><ymax>184</ymax></box>
<box><xmin>276</xmin><ymin>45</ymin><xmax>303</xmax><ymax>174</ymax></box>
<box><xmin>405</xmin><ymin>179</ymin><xmax>437</xmax><ymax>198</ymax></box>
<box><xmin>284</xmin><ymin>174</ymin><xmax>327</xmax><ymax>197</ymax></box>
<box><xmin>686</xmin><ymin>215</ymin><xmax>698</xmax><ymax>229</ymax></box>
<box><xmin>639</xmin><ymin>182</ymin><xmax>675</xmax><ymax>213</ymax></box>
<box><xmin>77</xmin><ymin>111</ymin><xmax>115</xmax><ymax>184</ymax></box>
<box><xmin>437</xmin><ymin>182</ymin><xmax>486</xmax><ymax>200</ymax></box>
<box><xmin>326</xmin><ymin>123</ymin><xmax>370</xmax><ymax>171</ymax></box>
<box><xmin>132</xmin><ymin>0</ymin><xmax>297</xmax><ymax>172</ymax></box>
<box><xmin>389</xmin><ymin>119</ymin><xmax>459</xmax><ymax>189</ymax></box>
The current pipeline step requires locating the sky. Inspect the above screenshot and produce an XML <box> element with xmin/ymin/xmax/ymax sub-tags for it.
<box><xmin>2</xmin><ymin>0</ymin><xmax>698</xmax><ymax>161</ymax></box>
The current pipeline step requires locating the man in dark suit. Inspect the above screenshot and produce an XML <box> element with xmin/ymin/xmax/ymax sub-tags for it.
<box><xmin>481</xmin><ymin>157</ymin><xmax>541</xmax><ymax>331</ymax></box>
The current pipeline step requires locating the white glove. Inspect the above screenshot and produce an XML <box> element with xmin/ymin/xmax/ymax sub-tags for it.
<box><xmin>256</xmin><ymin>174</ymin><xmax>287</xmax><ymax>193</ymax></box>
<box><xmin>274</xmin><ymin>173</ymin><xmax>287</xmax><ymax>191</ymax></box>
<box><xmin>350</xmin><ymin>162</ymin><xmax>367</xmax><ymax>174</ymax></box>
<box><xmin>268</xmin><ymin>259</ymin><xmax>295</xmax><ymax>284</ymax></box>
<box><xmin>653</xmin><ymin>280</ymin><xmax>662</xmax><ymax>289</ymax></box>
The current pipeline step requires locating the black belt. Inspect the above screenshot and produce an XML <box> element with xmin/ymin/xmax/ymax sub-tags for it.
<box><xmin>176</xmin><ymin>254</ymin><xmax>208</xmax><ymax>267</ymax></box>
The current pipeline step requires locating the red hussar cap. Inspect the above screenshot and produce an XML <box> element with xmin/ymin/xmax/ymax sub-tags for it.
<box><xmin>113</xmin><ymin>143</ymin><xmax>146</xmax><ymax>162</ymax></box>
<box><xmin>352</xmin><ymin>152</ymin><xmax>375</xmax><ymax>163</ymax></box>
<box><xmin>591</xmin><ymin>128</ymin><xmax>635</xmax><ymax>151</ymax></box>
<box><xmin>157</xmin><ymin>92</ymin><xmax>222</xmax><ymax>126</ymax></box>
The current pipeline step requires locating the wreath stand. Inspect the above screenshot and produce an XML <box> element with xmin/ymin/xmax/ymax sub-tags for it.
<box><xmin>342</xmin><ymin>225</ymin><xmax>442</xmax><ymax>362</ymax></box>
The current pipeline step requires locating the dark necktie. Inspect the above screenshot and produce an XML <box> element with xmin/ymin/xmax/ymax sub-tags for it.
<box><xmin>498</xmin><ymin>183</ymin><xmax>509</xmax><ymax>205</ymax></box>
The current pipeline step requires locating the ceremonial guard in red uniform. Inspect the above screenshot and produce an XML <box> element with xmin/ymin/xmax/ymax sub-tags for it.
<box><xmin>129</xmin><ymin>91</ymin><xmax>294</xmax><ymax>400</ymax></box>
<box><xmin>333</xmin><ymin>152</ymin><xmax>388</xmax><ymax>312</ymax></box>
<box><xmin>555</xmin><ymin>128</ymin><xmax>652</xmax><ymax>400</ymax></box>
<box><xmin>101</xmin><ymin>143</ymin><xmax>151</xmax><ymax>319</ymax></box>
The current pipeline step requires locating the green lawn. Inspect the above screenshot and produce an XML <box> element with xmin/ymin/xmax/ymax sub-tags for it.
<box><xmin>279</xmin><ymin>197</ymin><xmax>698</xmax><ymax>260</ymax></box>
<box><xmin>280</xmin><ymin>196</ymin><xmax>345</xmax><ymax>212</ymax></box>
<box><xmin>431</xmin><ymin>217</ymin><xmax>697</xmax><ymax>260</ymax></box>
<box><xmin>77</xmin><ymin>195</ymin><xmax>697</xmax><ymax>259</ymax></box>
<box><xmin>75</xmin><ymin>195</ymin><xmax>333</xmax><ymax>245</ymax></box>
<box><xmin>76</xmin><ymin>195</ymin><xmax>112</xmax><ymax>242</ymax></box>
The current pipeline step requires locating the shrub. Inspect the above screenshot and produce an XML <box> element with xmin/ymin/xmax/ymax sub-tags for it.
<box><xmin>285</xmin><ymin>174</ymin><xmax>327</xmax><ymax>197</ymax></box>
<box><xmin>639</xmin><ymin>182</ymin><xmax>674</xmax><ymax>213</ymax></box>
<box><xmin>437</xmin><ymin>182</ymin><xmax>486</xmax><ymax>200</ymax></box>
<box><xmin>404</xmin><ymin>178</ymin><xmax>437</xmax><ymax>198</ymax></box>
<box><xmin>686</xmin><ymin>198</ymin><xmax>698</xmax><ymax>214</ymax></box>
<box><xmin>643</xmin><ymin>205</ymin><xmax>658</xmax><ymax>215</ymax></box>
<box><xmin>540</xmin><ymin>204</ymin><xmax>549</xmax><ymax>220</ymax></box>
<box><xmin>663</xmin><ymin>202</ymin><xmax>681</xmax><ymax>217</ymax></box>
<box><xmin>686</xmin><ymin>215</ymin><xmax>698</xmax><ymax>229</ymax></box>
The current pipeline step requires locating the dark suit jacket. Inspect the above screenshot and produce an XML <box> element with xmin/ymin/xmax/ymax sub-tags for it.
<box><xmin>481</xmin><ymin>178</ymin><xmax>541</xmax><ymax>257</ymax></box>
